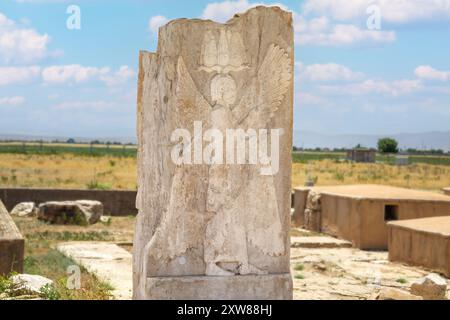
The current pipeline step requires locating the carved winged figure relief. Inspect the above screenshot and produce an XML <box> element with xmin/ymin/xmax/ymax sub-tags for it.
<box><xmin>144</xmin><ymin>29</ymin><xmax>292</xmax><ymax>277</ymax></box>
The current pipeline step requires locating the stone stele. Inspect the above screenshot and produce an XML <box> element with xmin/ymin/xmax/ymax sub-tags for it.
<box><xmin>0</xmin><ymin>200</ymin><xmax>24</xmax><ymax>276</ymax></box>
<box><xmin>133</xmin><ymin>6</ymin><xmax>293</xmax><ymax>300</ymax></box>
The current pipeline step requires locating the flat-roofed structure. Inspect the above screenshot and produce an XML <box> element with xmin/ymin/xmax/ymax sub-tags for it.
<box><xmin>0</xmin><ymin>200</ymin><xmax>24</xmax><ymax>275</ymax></box>
<box><xmin>388</xmin><ymin>216</ymin><xmax>450</xmax><ymax>277</ymax></box>
<box><xmin>346</xmin><ymin>149</ymin><xmax>376</xmax><ymax>163</ymax></box>
<box><xmin>293</xmin><ymin>184</ymin><xmax>450</xmax><ymax>250</ymax></box>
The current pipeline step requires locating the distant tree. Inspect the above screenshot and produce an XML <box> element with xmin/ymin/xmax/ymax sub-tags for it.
<box><xmin>67</xmin><ymin>138</ymin><xmax>76</xmax><ymax>144</ymax></box>
<box><xmin>378</xmin><ymin>137</ymin><xmax>399</xmax><ymax>154</ymax></box>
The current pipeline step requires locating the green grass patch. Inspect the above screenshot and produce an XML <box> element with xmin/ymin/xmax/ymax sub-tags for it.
<box><xmin>0</xmin><ymin>144</ymin><xmax>136</xmax><ymax>158</ymax></box>
<box><xmin>294</xmin><ymin>264</ymin><xmax>304</xmax><ymax>272</ymax></box>
<box><xmin>26</xmin><ymin>230</ymin><xmax>113</xmax><ymax>242</ymax></box>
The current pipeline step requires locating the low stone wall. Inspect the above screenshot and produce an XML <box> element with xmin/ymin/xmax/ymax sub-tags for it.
<box><xmin>388</xmin><ymin>217</ymin><xmax>450</xmax><ymax>277</ymax></box>
<box><xmin>0</xmin><ymin>188</ymin><xmax>137</xmax><ymax>217</ymax></box>
<box><xmin>0</xmin><ymin>200</ymin><xmax>24</xmax><ymax>275</ymax></box>
<box><xmin>292</xmin><ymin>185</ymin><xmax>450</xmax><ymax>250</ymax></box>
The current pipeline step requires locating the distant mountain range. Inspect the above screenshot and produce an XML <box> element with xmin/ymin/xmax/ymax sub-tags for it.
<box><xmin>294</xmin><ymin>130</ymin><xmax>450</xmax><ymax>151</ymax></box>
<box><xmin>1</xmin><ymin>130</ymin><xmax>450</xmax><ymax>151</ymax></box>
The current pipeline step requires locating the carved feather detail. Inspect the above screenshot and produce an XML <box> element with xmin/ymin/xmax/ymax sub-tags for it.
<box><xmin>176</xmin><ymin>56</ymin><xmax>212</xmax><ymax>128</ymax></box>
<box><xmin>233</xmin><ymin>44</ymin><xmax>292</xmax><ymax>128</ymax></box>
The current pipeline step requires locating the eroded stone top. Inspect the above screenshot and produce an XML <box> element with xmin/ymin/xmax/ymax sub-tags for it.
<box><xmin>294</xmin><ymin>184</ymin><xmax>450</xmax><ymax>202</ymax></box>
<box><xmin>388</xmin><ymin>216</ymin><xmax>450</xmax><ymax>237</ymax></box>
<box><xmin>0</xmin><ymin>200</ymin><xmax>23</xmax><ymax>240</ymax></box>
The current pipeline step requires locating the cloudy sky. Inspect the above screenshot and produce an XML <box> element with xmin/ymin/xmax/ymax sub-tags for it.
<box><xmin>0</xmin><ymin>0</ymin><xmax>449</xmax><ymax>139</ymax></box>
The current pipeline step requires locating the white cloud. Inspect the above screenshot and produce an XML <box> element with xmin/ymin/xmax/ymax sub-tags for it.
<box><xmin>303</xmin><ymin>63</ymin><xmax>364</xmax><ymax>81</ymax></box>
<box><xmin>53</xmin><ymin>100</ymin><xmax>116</xmax><ymax>111</ymax></box>
<box><xmin>0</xmin><ymin>12</ymin><xmax>52</xmax><ymax>64</ymax></box>
<box><xmin>299</xmin><ymin>93</ymin><xmax>329</xmax><ymax>107</ymax></box>
<box><xmin>319</xmin><ymin>79</ymin><xmax>423</xmax><ymax>96</ymax></box>
<box><xmin>202</xmin><ymin>0</ymin><xmax>287</xmax><ymax>22</ymax></box>
<box><xmin>100</xmin><ymin>65</ymin><xmax>135</xmax><ymax>87</ymax></box>
<box><xmin>302</xmin><ymin>0</ymin><xmax>450</xmax><ymax>24</ymax></box>
<box><xmin>0</xmin><ymin>66</ymin><xmax>41</xmax><ymax>86</ymax></box>
<box><xmin>295</xmin><ymin>15</ymin><xmax>396</xmax><ymax>46</ymax></box>
<box><xmin>302</xmin><ymin>0</ymin><xmax>368</xmax><ymax>21</ymax></box>
<box><xmin>42</xmin><ymin>65</ymin><xmax>110</xmax><ymax>84</ymax></box>
<box><xmin>0</xmin><ymin>96</ymin><xmax>25</xmax><ymax>106</ymax></box>
<box><xmin>415</xmin><ymin>65</ymin><xmax>450</xmax><ymax>81</ymax></box>
<box><xmin>199</xmin><ymin>1</ymin><xmax>395</xmax><ymax>46</ymax></box>
<box><xmin>41</xmin><ymin>64</ymin><xmax>135</xmax><ymax>86</ymax></box>
<box><xmin>0</xmin><ymin>64</ymin><xmax>135</xmax><ymax>87</ymax></box>
<box><xmin>148</xmin><ymin>15</ymin><xmax>168</xmax><ymax>35</ymax></box>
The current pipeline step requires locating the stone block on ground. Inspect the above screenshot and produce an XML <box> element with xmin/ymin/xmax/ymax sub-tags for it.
<box><xmin>410</xmin><ymin>273</ymin><xmax>447</xmax><ymax>300</ymax></box>
<box><xmin>291</xmin><ymin>236</ymin><xmax>352</xmax><ymax>249</ymax></box>
<box><xmin>10</xmin><ymin>274</ymin><xmax>53</xmax><ymax>296</ymax></box>
<box><xmin>10</xmin><ymin>202</ymin><xmax>38</xmax><ymax>217</ymax></box>
<box><xmin>0</xmin><ymin>200</ymin><xmax>24</xmax><ymax>275</ymax></box>
<box><xmin>371</xmin><ymin>288</ymin><xmax>423</xmax><ymax>300</ymax></box>
<box><xmin>38</xmin><ymin>200</ymin><xmax>103</xmax><ymax>225</ymax></box>
<box><xmin>145</xmin><ymin>274</ymin><xmax>292</xmax><ymax>300</ymax></box>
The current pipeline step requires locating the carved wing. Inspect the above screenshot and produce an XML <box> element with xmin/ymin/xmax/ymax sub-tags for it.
<box><xmin>232</xmin><ymin>44</ymin><xmax>292</xmax><ymax>128</ymax></box>
<box><xmin>176</xmin><ymin>56</ymin><xmax>212</xmax><ymax>128</ymax></box>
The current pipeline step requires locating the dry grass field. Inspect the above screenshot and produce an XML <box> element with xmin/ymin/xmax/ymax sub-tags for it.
<box><xmin>292</xmin><ymin>160</ymin><xmax>450</xmax><ymax>192</ymax></box>
<box><xmin>0</xmin><ymin>153</ymin><xmax>449</xmax><ymax>192</ymax></box>
<box><xmin>0</xmin><ymin>154</ymin><xmax>136</xmax><ymax>190</ymax></box>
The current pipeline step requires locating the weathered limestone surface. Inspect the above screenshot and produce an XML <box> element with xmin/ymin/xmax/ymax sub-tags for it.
<box><xmin>145</xmin><ymin>274</ymin><xmax>292</xmax><ymax>300</ymax></box>
<box><xmin>133</xmin><ymin>6</ymin><xmax>293</xmax><ymax>299</ymax></box>
<box><xmin>0</xmin><ymin>200</ymin><xmax>24</xmax><ymax>275</ymax></box>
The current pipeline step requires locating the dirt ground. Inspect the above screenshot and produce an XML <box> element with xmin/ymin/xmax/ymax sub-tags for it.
<box><xmin>291</xmin><ymin>246</ymin><xmax>449</xmax><ymax>300</ymax></box>
<box><xmin>11</xmin><ymin>216</ymin><xmax>450</xmax><ymax>300</ymax></box>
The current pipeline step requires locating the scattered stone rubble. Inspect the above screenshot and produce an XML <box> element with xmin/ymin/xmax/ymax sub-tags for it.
<box><xmin>10</xmin><ymin>202</ymin><xmax>38</xmax><ymax>217</ymax></box>
<box><xmin>10</xmin><ymin>274</ymin><xmax>54</xmax><ymax>296</ymax></box>
<box><xmin>411</xmin><ymin>273</ymin><xmax>447</xmax><ymax>300</ymax></box>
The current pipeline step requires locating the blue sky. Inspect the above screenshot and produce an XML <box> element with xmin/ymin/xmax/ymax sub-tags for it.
<box><xmin>0</xmin><ymin>0</ymin><xmax>449</xmax><ymax>139</ymax></box>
